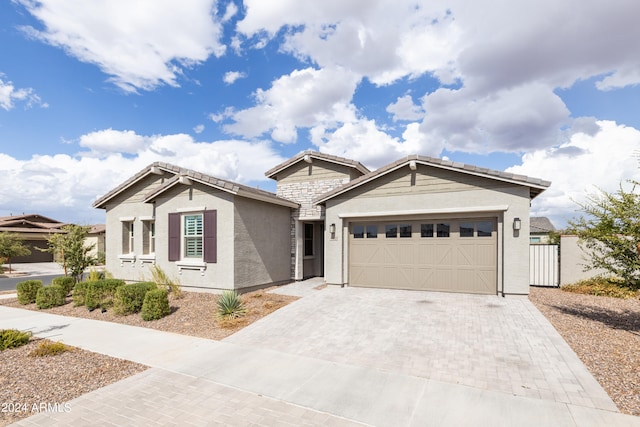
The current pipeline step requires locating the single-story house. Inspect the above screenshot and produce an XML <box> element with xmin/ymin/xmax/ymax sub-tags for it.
<box><xmin>0</xmin><ymin>214</ymin><xmax>66</xmax><ymax>263</ymax></box>
<box><xmin>86</xmin><ymin>224</ymin><xmax>106</xmax><ymax>262</ymax></box>
<box><xmin>93</xmin><ymin>151</ymin><xmax>550</xmax><ymax>296</ymax></box>
<box><xmin>530</xmin><ymin>217</ymin><xmax>556</xmax><ymax>244</ymax></box>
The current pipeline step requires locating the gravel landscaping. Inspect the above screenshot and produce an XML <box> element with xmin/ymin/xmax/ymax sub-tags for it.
<box><xmin>0</xmin><ymin>288</ymin><xmax>298</xmax><ymax>426</ymax></box>
<box><xmin>529</xmin><ymin>286</ymin><xmax>640</xmax><ymax>416</ymax></box>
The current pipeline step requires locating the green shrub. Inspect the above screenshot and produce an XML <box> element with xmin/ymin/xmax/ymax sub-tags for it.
<box><xmin>73</xmin><ymin>281</ymin><xmax>89</xmax><ymax>306</ymax></box>
<box><xmin>16</xmin><ymin>280</ymin><xmax>43</xmax><ymax>305</ymax></box>
<box><xmin>141</xmin><ymin>289</ymin><xmax>171</xmax><ymax>321</ymax></box>
<box><xmin>113</xmin><ymin>282</ymin><xmax>157</xmax><ymax>316</ymax></box>
<box><xmin>29</xmin><ymin>340</ymin><xmax>73</xmax><ymax>357</ymax></box>
<box><xmin>36</xmin><ymin>285</ymin><xmax>66</xmax><ymax>309</ymax></box>
<box><xmin>85</xmin><ymin>279</ymin><xmax>125</xmax><ymax>310</ymax></box>
<box><xmin>216</xmin><ymin>290</ymin><xmax>246</xmax><ymax>319</ymax></box>
<box><xmin>52</xmin><ymin>276</ymin><xmax>76</xmax><ymax>295</ymax></box>
<box><xmin>0</xmin><ymin>329</ymin><xmax>32</xmax><ymax>351</ymax></box>
<box><xmin>148</xmin><ymin>265</ymin><xmax>182</xmax><ymax>299</ymax></box>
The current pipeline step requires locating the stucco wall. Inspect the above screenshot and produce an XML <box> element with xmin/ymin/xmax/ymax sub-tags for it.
<box><xmin>560</xmin><ymin>235</ymin><xmax>608</xmax><ymax>285</ymax></box>
<box><xmin>323</xmin><ymin>164</ymin><xmax>532</xmax><ymax>295</ymax></box>
<box><xmin>233</xmin><ymin>196</ymin><xmax>292</xmax><ymax>289</ymax></box>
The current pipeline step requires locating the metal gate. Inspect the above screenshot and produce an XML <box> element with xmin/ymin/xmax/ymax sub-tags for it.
<box><xmin>530</xmin><ymin>244</ymin><xmax>559</xmax><ymax>287</ymax></box>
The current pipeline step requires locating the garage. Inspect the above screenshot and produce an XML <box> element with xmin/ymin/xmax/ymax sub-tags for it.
<box><xmin>349</xmin><ymin>218</ymin><xmax>497</xmax><ymax>294</ymax></box>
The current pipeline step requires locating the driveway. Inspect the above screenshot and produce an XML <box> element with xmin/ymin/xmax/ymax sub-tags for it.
<box><xmin>226</xmin><ymin>285</ymin><xmax>616</xmax><ymax>411</ymax></box>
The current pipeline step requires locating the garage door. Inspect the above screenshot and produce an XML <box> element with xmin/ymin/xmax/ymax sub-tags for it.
<box><xmin>349</xmin><ymin>219</ymin><xmax>497</xmax><ymax>294</ymax></box>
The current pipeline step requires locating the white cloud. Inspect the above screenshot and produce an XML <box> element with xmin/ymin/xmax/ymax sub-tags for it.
<box><xmin>18</xmin><ymin>0</ymin><xmax>226</xmax><ymax>92</ymax></box>
<box><xmin>224</xmin><ymin>66</ymin><xmax>360</xmax><ymax>143</ymax></box>
<box><xmin>0</xmin><ymin>75</ymin><xmax>46</xmax><ymax>110</ymax></box>
<box><xmin>0</xmin><ymin>130</ymin><xmax>286</xmax><ymax>224</ymax></box>
<box><xmin>386</xmin><ymin>95</ymin><xmax>424</xmax><ymax>122</ymax></box>
<box><xmin>223</xmin><ymin>71</ymin><xmax>247</xmax><ymax>85</ymax></box>
<box><xmin>193</xmin><ymin>124</ymin><xmax>205</xmax><ymax>134</ymax></box>
<box><xmin>506</xmin><ymin>120</ymin><xmax>640</xmax><ymax>228</ymax></box>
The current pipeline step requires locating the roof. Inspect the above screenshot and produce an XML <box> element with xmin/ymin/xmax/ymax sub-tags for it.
<box><xmin>88</xmin><ymin>224</ymin><xmax>106</xmax><ymax>234</ymax></box>
<box><xmin>265</xmin><ymin>150</ymin><xmax>370</xmax><ymax>179</ymax></box>
<box><xmin>530</xmin><ymin>217</ymin><xmax>556</xmax><ymax>233</ymax></box>
<box><xmin>315</xmin><ymin>155</ymin><xmax>551</xmax><ymax>204</ymax></box>
<box><xmin>0</xmin><ymin>214</ymin><xmax>67</xmax><ymax>234</ymax></box>
<box><xmin>93</xmin><ymin>162</ymin><xmax>299</xmax><ymax>209</ymax></box>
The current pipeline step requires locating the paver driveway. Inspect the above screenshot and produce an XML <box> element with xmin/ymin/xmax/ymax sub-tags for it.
<box><xmin>225</xmin><ymin>285</ymin><xmax>616</xmax><ymax>411</ymax></box>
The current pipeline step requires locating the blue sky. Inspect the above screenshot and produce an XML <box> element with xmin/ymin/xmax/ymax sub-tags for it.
<box><xmin>1</xmin><ymin>0</ymin><xmax>639</xmax><ymax>229</ymax></box>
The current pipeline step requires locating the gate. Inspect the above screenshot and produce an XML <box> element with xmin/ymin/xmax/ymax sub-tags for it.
<box><xmin>530</xmin><ymin>244</ymin><xmax>559</xmax><ymax>287</ymax></box>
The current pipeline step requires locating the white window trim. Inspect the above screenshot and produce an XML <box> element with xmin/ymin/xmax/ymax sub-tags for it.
<box><xmin>182</xmin><ymin>213</ymin><xmax>204</xmax><ymax>261</ymax></box>
<box><xmin>175</xmin><ymin>260</ymin><xmax>207</xmax><ymax>276</ymax></box>
<box><xmin>118</xmin><ymin>253</ymin><xmax>136</xmax><ymax>267</ymax></box>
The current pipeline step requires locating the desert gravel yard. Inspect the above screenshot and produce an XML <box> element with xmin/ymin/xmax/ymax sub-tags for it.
<box><xmin>529</xmin><ymin>286</ymin><xmax>640</xmax><ymax>416</ymax></box>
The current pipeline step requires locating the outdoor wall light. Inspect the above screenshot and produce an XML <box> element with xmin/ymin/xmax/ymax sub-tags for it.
<box><xmin>513</xmin><ymin>217</ymin><xmax>521</xmax><ymax>231</ymax></box>
<box><xmin>329</xmin><ymin>223</ymin><xmax>336</xmax><ymax>234</ymax></box>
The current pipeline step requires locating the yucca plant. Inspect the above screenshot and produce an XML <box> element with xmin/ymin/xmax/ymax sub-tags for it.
<box><xmin>216</xmin><ymin>290</ymin><xmax>246</xmax><ymax>319</ymax></box>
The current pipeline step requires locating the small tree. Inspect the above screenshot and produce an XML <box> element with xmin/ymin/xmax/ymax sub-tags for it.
<box><xmin>567</xmin><ymin>180</ymin><xmax>640</xmax><ymax>288</ymax></box>
<box><xmin>0</xmin><ymin>232</ymin><xmax>31</xmax><ymax>272</ymax></box>
<box><xmin>42</xmin><ymin>225</ymin><xmax>97</xmax><ymax>283</ymax></box>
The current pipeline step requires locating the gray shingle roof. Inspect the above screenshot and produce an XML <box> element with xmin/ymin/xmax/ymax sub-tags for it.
<box><xmin>530</xmin><ymin>217</ymin><xmax>556</xmax><ymax>233</ymax></box>
<box><xmin>265</xmin><ymin>150</ymin><xmax>370</xmax><ymax>179</ymax></box>
<box><xmin>315</xmin><ymin>154</ymin><xmax>551</xmax><ymax>203</ymax></box>
<box><xmin>93</xmin><ymin>162</ymin><xmax>298</xmax><ymax>209</ymax></box>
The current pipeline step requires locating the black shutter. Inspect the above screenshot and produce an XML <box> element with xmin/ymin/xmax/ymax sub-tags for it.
<box><xmin>203</xmin><ymin>210</ymin><xmax>217</xmax><ymax>263</ymax></box>
<box><xmin>168</xmin><ymin>212</ymin><xmax>180</xmax><ymax>261</ymax></box>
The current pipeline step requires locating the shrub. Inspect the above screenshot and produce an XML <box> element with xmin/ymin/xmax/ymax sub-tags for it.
<box><xmin>0</xmin><ymin>329</ymin><xmax>31</xmax><ymax>350</ymax></box>
<box><xmin>216</xmin><ymin>290</ymin><xmax>246</xmax><ymax>319</ymax></box>
<box><xmin>85</xmin><ymin>268</ymin><xmax>105</xmax><ymax>282</ymax></box>
<box><xmin>52</xmin><ymin>276</ymin><xmax>76</xmax><ymax>295</ymax></box>
<box><xmin>561</xmin><ymin>277</ymin><xmax>639</xmax><ymax>299</ymax></box>
<box><xmin>16</xmin><ymin>280</ymin><xmax>43</xmax><ymax>305</ymax></box>
<box><xmin>148</xmin><ymin>265</ymin><xmax>182</xmax><ymax>299</ymax></box>
<box><xmin>36</xmin><ymin>285</ymin><xmax>66</xmax><ymax>309</ymax></box>
<box><xmin>85</xmin><ymin>279</ymin><xmax>125</xmax><ymax>310</ymax></box>
<box><xmin>29</xmin><ymin>340</ymin><xmax>73</xmax><ymax>357</ymax></box>
<box><xmin>73</xmin><ymin>281</ymin><xmax>89</xmax><ymax>306</ymax></box>
<box><xmin>141</xmin><ymin>289</ymin><xmax>171</xmax><ymax>321</ymax></box>
<box><xmin>113</xmin><ymin>282</ymin><xmax>157</xmax><ymax>316</ymax></box>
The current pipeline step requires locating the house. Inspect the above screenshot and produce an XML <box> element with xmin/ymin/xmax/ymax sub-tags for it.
<box><xmin>85</xmin><ymin>224</ymin><xmax>106</xmax><ymax>262</ymax></box>
<box><xmin>530</xmin><ymin>217</ymin><xmax>556</xmax><ymax>244</ymax></box>
<box><xmin>93</xmin><ymin>151</ymin><xmax>550</xmax><ymax>296</ymax></box>
<box><xmin>0</xmin><ymin>214</ymin><xmax>66</xmax><ymax>263</ymax></box>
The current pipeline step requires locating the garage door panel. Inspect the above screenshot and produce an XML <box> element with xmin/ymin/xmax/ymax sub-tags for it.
<box><xmin>349</xmin><ymin>218</ymin><xmax>497</xmax><ymax>294</ymax></box>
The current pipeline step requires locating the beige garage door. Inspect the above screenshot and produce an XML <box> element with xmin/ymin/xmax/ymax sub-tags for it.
<box><xmin>349</xmin><ymin>218</ymin><xmax>497</xmax><ymax>294</ymax></box>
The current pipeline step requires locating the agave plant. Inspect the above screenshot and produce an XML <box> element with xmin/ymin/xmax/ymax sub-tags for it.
<box><xmin>216</xmin><ymin>290</ymin><xmax>246</xmax><ymax>319</ymax></box>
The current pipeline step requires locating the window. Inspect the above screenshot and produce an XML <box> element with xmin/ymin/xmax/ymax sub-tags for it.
<box><xmin>399</xmin><ymin>224</ymin><xmax>412</xmax><ymax>238</ymax></box>
<box><xmin>122</xmin><ymin>221</ymin><xmax>134</xmax><ymax>253</ymax></box>
<box><xmin>477</xmin><ymin>221</ymin><xmax>493</xmax><ymax>237</ymax></box>
<box><xmin>142</xmin><ymin>220</ymin><xmax>155</xmax><ymax>254</ymax></box>
<box><xmin>169</xmin><ymin>210</ymin><xmax>217</xmax><ymax>263</ymax></box>
<box><xmin>184</xmin><ymin>214</ymin><xmax>203</xmax><ymax>258</ymax></box>
<box><xmin>385</xmin><ymin>225</ymin><xmax>398</xmax><ymax>238</ymax></box>
<box><xmin>304</xmin><ymin>223</ymin><xmax>314</xmax><ymax>257</ymax></box>
<box><xmin>354</xmin><ymin>224</ymin><xmax>377</xmax><ymax>238</ymax></box>
<box><xmin>460</xmin><ymin>222</ymin><xmax>474</xmax><ymax>237</ymax></box>
<box><xmin>437</xmin><ymin>223</ymin><xmax>450</xmax><ymax>238</ymax></box>
<box><xmin>421</xmin><ymin>224</ymin><xmax>434</xmax><ymax>238</ymax></box>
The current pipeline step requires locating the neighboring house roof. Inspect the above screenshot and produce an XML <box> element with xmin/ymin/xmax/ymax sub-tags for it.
<box><xmin>315</xmin><ymin>155</ymin><xmax>551</xmax><ymax>204</ymax></box>
<box><xmin>265</xmin><ymin>150</ymin><xmax>370</xmax><ymax>179</ymax></box>
<box><xmin>530</xmin><ymin>217</ymin><xmax>556</xmax><ymax>234</ymax></box>
<box><xmin>0</xmin><ymin>214</ymin><xmax>66</xmax><ymax>234</ymax></box>
<box><xmin>88</xmin><ymin>224</ymin><xmax>106</xmax><ymax>234</ymax></box>
<box><xmin>93</xmin><ymin>162</ymin><xmax>299</xmax><ymax>210</ymax></box>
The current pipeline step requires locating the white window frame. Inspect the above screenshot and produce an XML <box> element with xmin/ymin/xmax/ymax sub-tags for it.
<box><xmin>182</xmin><ymin>213</ymin><xmax>204</xmax><ymax>260</ymax></box>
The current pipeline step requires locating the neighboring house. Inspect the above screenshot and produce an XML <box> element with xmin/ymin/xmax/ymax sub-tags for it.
<box><xmin>86</xmin><ymin>224</ymin><xmax>106</xmax><ymax>262</ymax></box>
<box><xmin>530</xmin><ymin>217</ymin><xmax>556</xmax><ymax>244</ymax></box>
<box><xmin>93</xmin><ymin>151</ymin><xmax>550</xmax><ymax>296</ymax></box>
<box><xmin>0</xmin><ymin>214</ymin><xmax>66</xmax><ymax>263</ymax></box>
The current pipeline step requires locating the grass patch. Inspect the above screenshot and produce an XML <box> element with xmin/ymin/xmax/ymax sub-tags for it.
<box><xmin>0</xmin><ymin>329</ymin><xmax>31</xmax><ymax>350</ymax></box>
<box><xmin>561</xmin><ymin>277</ymin><xmax>639</xmax><ymax>299</ymax></box>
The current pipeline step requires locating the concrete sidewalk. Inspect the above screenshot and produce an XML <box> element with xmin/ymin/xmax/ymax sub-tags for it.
<box><xmin>2</xmin><ymin>306</ymin><xmax>640</xmax><ymax>426</ymax></box>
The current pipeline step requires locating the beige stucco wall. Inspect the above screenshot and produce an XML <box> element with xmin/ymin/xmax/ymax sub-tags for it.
<box><xmin>233</xmin><ymin>196</ymin><xmax>292</xmax><ymax>289</ymax></box>
<box><xmin>323</xmin><ymin>164</ymin><xmax>533</xmax><ymax>295</ymax></box>
<box><xmin>560</xmin><ymin>235</ymin><xmax>608</xmax><ymax>285</ymax></box>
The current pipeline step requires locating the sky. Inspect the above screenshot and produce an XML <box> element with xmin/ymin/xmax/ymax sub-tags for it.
<box><xmin>1</xmin><ymin>0</ymin><xmax>639</xmax><ymax>229</ymax></box>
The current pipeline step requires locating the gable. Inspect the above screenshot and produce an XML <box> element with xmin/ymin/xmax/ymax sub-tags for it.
<box><xmin>102</xmin><ymin>172</ymin><xmax>170</xmax><ymax>208</ymax></box>
<box><xmin>275</xmin><ymin>158</ymin><xmax>359</xmax><ymax>184</ymax></box>
<box><xmin>335</xmin><ymin>163</ymin><xmax>526</xmax><ymax>201</ymax></box>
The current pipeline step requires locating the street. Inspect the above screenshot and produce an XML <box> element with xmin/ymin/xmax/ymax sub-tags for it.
<box><xmin>0</xmin><ymin>274</ymin><xmax>58</xmax><ymax>292</ymax></box>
